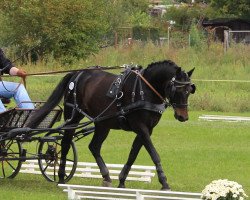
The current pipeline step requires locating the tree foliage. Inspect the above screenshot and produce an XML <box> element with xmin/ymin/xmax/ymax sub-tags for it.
<box><xmin>163</xmin><ymin>5</ymin><xmax>208</xmax><ymax>31</ymax></box>
<box><xmin>0</xmin><ymin>0</ymin><xmax>150</xmax><ymax>64</ymax></box>
<box><xmin>210</xmin><ymin>0</ymin><xmax>250</xmax><ymax>19</ymax></box>
<box><xmin>0</xmin><ymin>0</ymin><xmax>111</xmax><ymax>64</ymax></box>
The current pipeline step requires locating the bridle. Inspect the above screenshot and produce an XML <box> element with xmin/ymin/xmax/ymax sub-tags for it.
<box><xmin>132</xmin><ymin>70</ymin><xmax>193</xmax><ymax>109</ymax></box>
<box><xmin>169</xmin><ymin>77</ymin><xmax>192</xmax><ymax>108</ymax></box>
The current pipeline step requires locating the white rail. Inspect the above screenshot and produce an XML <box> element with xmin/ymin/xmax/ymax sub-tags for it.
<box><xmin>199</xmin><ymin>115</ymin><xmax>250</xmax><ymax>122</ymax></box>
<box><xmin>58</xmin><ymin>184</ymin><xmax>202</xmax><ymax>200</ymax></box>
<box><xmin>20</xmin><ymin>160</ymin><xmax>155</xmax><ymax>182</ymax></box>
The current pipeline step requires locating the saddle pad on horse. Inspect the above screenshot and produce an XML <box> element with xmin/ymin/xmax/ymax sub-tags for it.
<box><xmin>106</xmin><ymin>68</ymin><xmax>132</xmax><ymax>98</ymax></box>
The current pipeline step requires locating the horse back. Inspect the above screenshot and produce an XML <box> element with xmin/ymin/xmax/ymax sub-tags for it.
<box><xmin>77</xmin><ymin>70</ymin><xmax>117</xmax><ymax>116</ymax></box>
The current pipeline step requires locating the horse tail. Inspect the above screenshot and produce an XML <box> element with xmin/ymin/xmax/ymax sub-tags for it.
<box><xmin>26</xmin><ymin>72</ymin><xmax>75</xmax><ymax>128</ymax></box>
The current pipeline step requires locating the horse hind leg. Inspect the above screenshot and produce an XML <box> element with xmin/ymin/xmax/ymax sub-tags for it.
<box><xmin>58</xmin><ymin>129</ymin><xmax>74</xmax><ymax>183</ymax></box>
<box><xmin>88</xmin><ymin>125</ymin><xmax>111</xmax><ymax>187</ymax></box>
<box><xmin>58</xmin><ymin>112</ymin><xmax>82</xmax><ymax>183</ymax></box>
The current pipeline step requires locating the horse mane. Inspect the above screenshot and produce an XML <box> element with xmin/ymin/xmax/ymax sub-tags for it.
<box><xmin>144</xmin><ymin>60</ymin><xmax>180</xmax><ymax>81</ymax></box>
<box><xmin>146</xmin><ymin>60</ymin><xmax>179</xmax><ymax>71</ymax></box>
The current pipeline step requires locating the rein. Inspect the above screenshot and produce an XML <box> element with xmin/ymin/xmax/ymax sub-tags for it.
<box><xmin>131</xmin><ymin>70</ymin><xmax>167</xmax><ymax>104</ymax></box>
<box><xmin>0</xmin><ymin>66</ymin><xmax>124</xmax><ymax>77</ymax></box>
<box><xmin>0</xmin><ymin>75</ymin><xmax>25</xmax><ymax>93</ymax></box>
<box><xmin>0</xmin><ymin>66</ymin><xmax>124</xmax><ymax>93</ymax></box>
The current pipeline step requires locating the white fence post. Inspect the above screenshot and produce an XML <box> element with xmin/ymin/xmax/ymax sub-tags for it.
<box><xmin>224</xmin><ymin>30</ymin><xmax>229</xmax><ymax>53</ymax></box>
<box><xmin>136</xmin><ymin>191</ymin><xmax>144</xmax><ymax>200</ymax></box>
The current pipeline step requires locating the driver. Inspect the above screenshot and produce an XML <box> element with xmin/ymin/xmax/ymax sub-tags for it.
<box><xmin>0</xmin><ymin>48</ymin><xmax>34</xmax><ymax>112</ymax></box>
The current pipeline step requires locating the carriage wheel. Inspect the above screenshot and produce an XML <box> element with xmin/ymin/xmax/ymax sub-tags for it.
<box><xmin>0</xmin><ymin>139</ymin><xmax>22</xmax><ymax>179</ymax></box>
<box><xmin>38</xmin><ymin>132</ymin><xmax>78</xmax><ymax>183</ymax></box>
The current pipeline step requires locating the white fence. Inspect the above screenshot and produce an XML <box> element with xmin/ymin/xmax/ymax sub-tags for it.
<box><xmin>20</xmin><ymin>160</ymin><xmax>156</xmax><ymax>182</ymax></box>
<box><xmin>58</xmin><ymin>184</ymin><xmax>202</xmax><ymax>200</ymax></box>
<box><xmin>224</xmin><ymin>30</ymin><xmax>250</xmax><ymax>52</ymax></box>
<box><xmin>199</xmin><ymin>114</ymin><xmax>250</xmax><ymax>122</ymax></box>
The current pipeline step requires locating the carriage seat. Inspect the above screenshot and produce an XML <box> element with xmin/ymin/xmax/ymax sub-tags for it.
<box><xmin>0</xmin><ymin>97</ymin><xmax>11</xmax><ymax>104</ymax></box>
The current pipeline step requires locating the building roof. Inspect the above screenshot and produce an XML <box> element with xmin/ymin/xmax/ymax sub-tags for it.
<box><xmin>202</xmin><ymin>18</ymin><xmax>250</xmax><ymax>27</ymax></box>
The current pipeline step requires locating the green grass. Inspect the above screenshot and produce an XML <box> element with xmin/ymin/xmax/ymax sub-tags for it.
<box><xmin>0</xmin><ymin>111</ymin><xmax>249</xmax><ymax>199</ymax></box>
<box><xmin>1</xmin><ymin>42</ymin><xmax>249</xmax><ymax>198</ymax></box>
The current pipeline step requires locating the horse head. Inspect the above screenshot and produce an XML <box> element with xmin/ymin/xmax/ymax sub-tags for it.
<box><xmin>168</xmin><ymin>67</ymin><xmax>196</xmax><ymax>122</ymax></box>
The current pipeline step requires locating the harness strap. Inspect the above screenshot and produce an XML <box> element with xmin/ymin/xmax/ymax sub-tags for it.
<box><xmin>131</xmin><ymin>69</ymin><xmax>144</xmax><ymax>102</ymax></box>
<box><xmin>131</xmin><ymin>70</ymin><xmax>167</xmax><ymax>104</ymax></box>
<box><xmin>131</xmin><ymin>75</ymin><xmax>138</xmax><ymax>102</ymax></box>
<box><xmin>62</xmin><ymin>71</ymin><xmax>95</xmax><ymax>127</ymax></box>
<box><xmin>95</xmin><ymin>100</ymin><xmax>166</xmax><ymax>122</ymax></box>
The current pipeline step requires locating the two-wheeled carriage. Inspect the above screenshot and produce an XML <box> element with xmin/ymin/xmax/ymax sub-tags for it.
<box><xmin>0</xmin><ymin>101</ymin><xmax>94</xmax><ymax>183</ymax></box>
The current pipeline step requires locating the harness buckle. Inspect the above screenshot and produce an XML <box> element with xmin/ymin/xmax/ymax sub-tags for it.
<box><xmin>115</xmin><ymin>78</ymin><xmax>121</xmax><ymax>86</ymax></box>
<box><xmin>116</xmin><ymin>91</ymin><xmax>123</xmax><ymax>100</ymax></box>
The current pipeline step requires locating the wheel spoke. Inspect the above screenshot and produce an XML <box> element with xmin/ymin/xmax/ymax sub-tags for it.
<box><xmin>41</xmin><ymin>161</ymin><xmax>50</xmax><ymax>173</ymax></box>
<box><xmin>6</xmin><ymin>153</ymin><xmax>20</xmax><ymax>159</ymax></box>
<box><xmin>5</xmin><ymin>160</ymin><xmax>17</xmax><ymax>171</ymax></box>
<box><xmin>1</xmin><ymin>160</ymin><xmax>6</xmax><ymax>178</ymax></box>
<box><xmin>5</xmin><ymin>140</ymin><xmax>14</xmax><ymax>150</ymax></box>
<box><xmin>55</xmin><ymin>141</ymin><xmax>61</xmax><ymax>146</ymax></box>
<box><xmin>53</xmin><ymin>160</ymin><xmax>57</xmax><ymax>181</ymax></box>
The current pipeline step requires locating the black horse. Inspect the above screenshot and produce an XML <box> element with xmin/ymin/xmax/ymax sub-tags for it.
<box><xmin>26</xmin><ymin>60</ymin><xmax>196</xmax><ymax>190</ymax></box>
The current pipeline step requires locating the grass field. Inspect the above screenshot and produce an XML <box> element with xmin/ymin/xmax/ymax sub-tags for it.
<box><xmin>1</xmin><ymin>43</ymin><xmax>249</xmax><ymax>199</ymax></box>
<box><xmin>0</xmin><ymin>110</ymin><xmax>249</xmax><ymax>200</ymax></box>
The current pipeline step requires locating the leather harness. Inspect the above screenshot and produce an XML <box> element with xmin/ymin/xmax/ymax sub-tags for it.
<box><xmin>64</xmin><ymin>67</ymin><xmax>170</xmax><ymax>130</ymax></box>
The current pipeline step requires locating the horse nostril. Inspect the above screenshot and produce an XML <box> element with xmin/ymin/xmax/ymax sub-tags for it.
<box><xmin>178</xmin><ymin>115</ymin><xmax>188</xmax><ymax>122</ymax></box>
<box><xmin>174</xmin><ymin>110</ymin><xmax>188</xmax><ymax>122</ymax></box>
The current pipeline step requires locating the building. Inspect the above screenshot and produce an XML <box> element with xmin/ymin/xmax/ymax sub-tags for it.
<box><xmin>202</xmin><ymin>18</ymin><xmax>250</xmax><ymax>43</ymax></box>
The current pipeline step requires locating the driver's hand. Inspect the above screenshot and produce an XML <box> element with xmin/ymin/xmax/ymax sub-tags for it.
<box><xmin>17</xmin><ymin>69</ymin><xmax>27</xmax><ymax>77</ymax></box>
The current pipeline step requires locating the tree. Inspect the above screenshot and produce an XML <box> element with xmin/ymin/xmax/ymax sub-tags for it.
<box><xmin>163</xmin><ymin>5</ymin><xmax>209</xmax><ymax>31</ymax></box>
<box><xmin>0</xmin><ymin>0</ymin><xmax>151</xmax><ymax>64</ymax></box>
<box><xmin>210</xmin><ymin>0</ymin><xmax>250</xmax><ymax>19</ymax></box>
<box><xmin>0</xmin><ymin>0</ymin><xmax>109</xmax><ymax>64</ymax></box>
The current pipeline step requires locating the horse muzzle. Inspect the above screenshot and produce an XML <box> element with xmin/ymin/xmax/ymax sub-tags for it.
<box><xmin>174</xmin><ymin>107</ymin><xmax>189</xmax><ymax>122</ymax></box>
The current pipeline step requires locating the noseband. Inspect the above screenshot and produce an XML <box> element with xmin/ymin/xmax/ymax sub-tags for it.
<box><xmin>169</xmin><ymin>77</ymin><xmax>192</xmax><ymax>108</ymax></box>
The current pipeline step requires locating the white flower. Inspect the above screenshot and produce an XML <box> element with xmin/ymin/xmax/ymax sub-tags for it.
<box><xmin>201</xmin><ymin>179</ymin><xmax>248</xmax><ymax>200</ymax></box>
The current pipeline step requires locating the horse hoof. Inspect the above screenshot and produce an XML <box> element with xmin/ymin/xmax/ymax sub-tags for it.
<box><xmin>102</xmin><ymin>180</ymin><xmax>112</xmax><ymax>187</ymax></box>
<box><xmin>118</xmin><ymin>184</ymin><xmax>125</xmax><ymax>188</ymax></box>
<box><xmin>161</xmin><ymin>187</ymin><xmax>171</xmax><ymax>191</ymax></box>
<box><xmin>57</xmin><ymin>180</ymin><xmax>65</xmax><ymax>185</ymax></box>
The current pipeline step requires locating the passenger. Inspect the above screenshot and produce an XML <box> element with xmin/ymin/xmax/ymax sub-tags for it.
<box><xmin>0</xmin><ymin>48</ymin><xmax>34</xmax><ymax>112</ymax></box>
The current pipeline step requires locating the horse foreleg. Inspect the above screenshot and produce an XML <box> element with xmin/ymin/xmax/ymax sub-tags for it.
<box><xmin>140</xmin><ymin>132</ymin><xmax>170</xmax><ymax>190</ymax></box>
<box><xmin>58</xmin><ymin>130</ymin><xmax>74</xmax><ymax>183</ymax></box>
<box><xmin>118</xmin><ymin>135</ymin><xmax>143</xmax><ymax>188</ymax></box>
<box><xmin>89</xmin><ymin>126</ymin><xmax>111</xmax><ymax>187</ymax></box>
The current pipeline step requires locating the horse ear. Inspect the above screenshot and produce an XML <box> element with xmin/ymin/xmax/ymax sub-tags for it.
<box><xmin>187</xmin><ymin>68</ymin><xmax>195</xmax><ymax>77</ymax></box>
<box><xmin>176</xmin><ymin>67</ymin><xmax>182</xmax><ymax>75</ymax></box>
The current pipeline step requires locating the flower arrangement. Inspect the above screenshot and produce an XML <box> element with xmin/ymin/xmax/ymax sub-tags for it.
<box><xmin>201</xmin><ymin>179</ymin><xmax>248</xmax><ymax>200</ymax></box>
